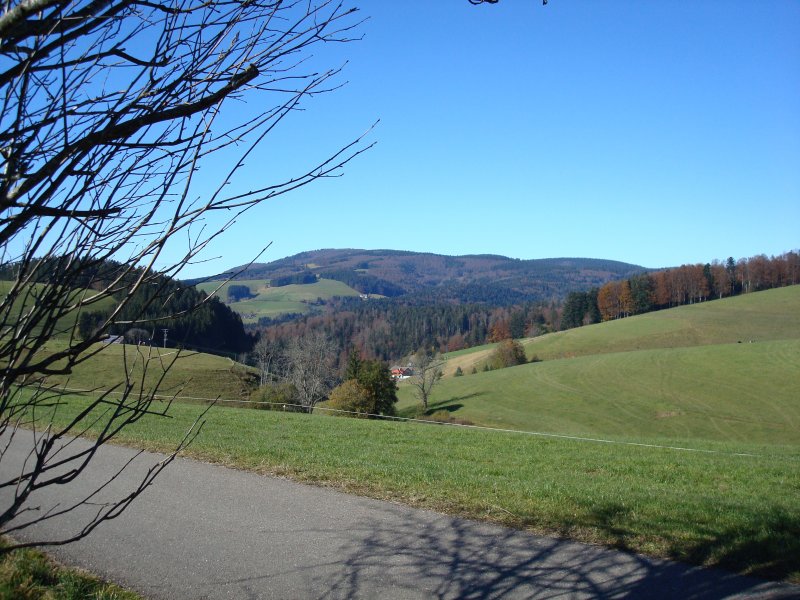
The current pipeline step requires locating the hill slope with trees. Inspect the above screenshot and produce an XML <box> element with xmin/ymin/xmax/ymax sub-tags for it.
<box><xmin>194</xmin><ymin>248</ymin><xmax>645</xmax><ymax>302</ymax></box>
<box><xmin>396</xmin><ymin>285</ymin><xmax>800</xmax><ymax>444</ymax></box>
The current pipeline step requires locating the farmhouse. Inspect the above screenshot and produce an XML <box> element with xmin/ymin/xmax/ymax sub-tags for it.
<box><xmin>390</xmin><ymin>367</ymin><xmax>412</xmax><ymax>380</ymax></box>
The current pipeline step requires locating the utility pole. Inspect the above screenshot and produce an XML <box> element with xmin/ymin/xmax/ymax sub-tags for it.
<box><xmin>162</xmin><ymin>328</ymin><xmax>169</xmax><ymax>349</ymax></box>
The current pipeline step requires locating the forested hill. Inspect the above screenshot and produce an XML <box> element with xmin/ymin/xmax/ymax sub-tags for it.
<box><xmin>196</xmin><ymin>249</ymin><xmax>645</xmax><ymax>303</ymax></box>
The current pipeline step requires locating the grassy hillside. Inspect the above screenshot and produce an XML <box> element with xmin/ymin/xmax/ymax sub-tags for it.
<box><xmin>195</xmin><ymin>278</ymin><xmax>270</xmax><ymax>302</ymax></box>
<box><xmin>196</xmin><ymin>277</ymin><xmax>360</xmax><ymax>322</ymax></box>
<box><xmin>438</xmin><ymin>286</ymin><xmax>800</xmax><ymax>376</ymax></box>
<box><xmin>399</xmin><ymin>287</ymin><xmax>800</xmax><ymax>443</ymax></box>
<box><xmin>441</xmin><ymin>342</ymin><xmax>498</xmax><ymax>376</ymax></box>
<box><xmin>31</xmin><ymin>340</ymin><xmax>257</xmax><ymax>400</ymax></box>
<box><xmin>400</xmin><ymin>339</ymin><xmax>800</xmax><ymax>445</ymax></box>
<box><xmin>0</xmin><ymin>280</ymin><xmax>118</xmax><ymax>339</ymax></box>
<box><xmin>11</xmin><ymin>285</ymin><xmax>800</xmax><ymax>582</ymax></box>
<box><xmin>521</xmin><ymin>286</ymin><xmax>800</xmax><ymax>362</ymax></box>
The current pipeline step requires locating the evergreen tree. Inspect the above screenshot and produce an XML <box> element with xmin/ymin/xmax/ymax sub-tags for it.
<box><xmin>509</xmin><ymin>311</ymin><xmax>526</xmax><ymax>339</ymax></box>
<box><xmin>345</xmin><ymin>347</ymin><xmax>362</xmax><ymax>381</ymax></box>
<box><xmin>628</xmin><ymin>274</ymin><xmax>655</xmax><ymax>315</ymax></box>
<box><xmin>357</xmin><ymin>360</ymin><xmax>398</xmax><ymax>416</ymax></box>
<box><xmin>561</xmin><ymin>292</ymin><xmax>588</xmax><ymax>329</ymax></box>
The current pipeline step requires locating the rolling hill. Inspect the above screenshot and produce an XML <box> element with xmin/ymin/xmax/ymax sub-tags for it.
<box><xmin>0</xmin><ymin>280</ymin><xmax>118</xmax><ymax>339</ymax></box>
<box><xmin>191</xmin><ymin>248</ymin><xmax>645</xmax><ymax>303</ymax></box>
<box><xmin>30</xmin><ymin>338</ymin><xmax>258</xmax><ymax>401</ymax></box>
<box><xmin>399</xmin><ymin>286</ymin><xmax>800</xmax><ymax>445</ymax></box>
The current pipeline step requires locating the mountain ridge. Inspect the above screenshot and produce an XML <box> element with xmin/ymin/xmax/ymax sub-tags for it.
<box><xmin>189</xmin><ymin>248</ymin><xmax>646</xmax><ymax>303</ymax></box>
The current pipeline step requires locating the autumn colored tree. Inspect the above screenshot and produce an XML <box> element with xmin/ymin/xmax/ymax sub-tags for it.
<box><xmin>446</xmin><ymin>333</ymin><xmax>466</xmax><ymax>352</ymax></box>
<box><xmin>748</xmin><ymin>254</ymin><xmax>770</xmax><ymax>291</ymax></box>
<box><xmin>597</xmin><ymin>282</ymin><xmax>618</xmax><ymax>321</ymax></box>
<box><xmin>488</xmin><ymin>319</ymin><xmax>512</xmax><ymax>342</ymax></box>
<box><xmin>619</xmin><ymin>280</ymin><xmax>634</xmax><ymax>317</ymax></box>
<box><xmin>708</xmin><ymin>261</ymin><xmax>729</xmax><ymax>299</ymax></box>
<box><xmin>489</xmin><ymin>339</ymin><xmax>527</xmax><ymax>370</ymax></box>
<box><xmin>652</xmin><ymin>270</ymin><xmax>672</xmax><ymax>308</ymax></box>
<box><xmin>687</xmin><ymin>264</ymin><xmax>710</xmax><ymax>303</ymax></box>
<box><xmin>327</xmin><ymin>380</ymin><xmax>372</xmax><ymax>418</ymax></box>
<box><xmin>785</xmin><ymin>251</ymin><xmax>800</xmax><ymax>286</ymax></box>
<box><xmin>737</xmin><ymin>258</ymin><xmax>751</xmax><ymax>294</ymax></box>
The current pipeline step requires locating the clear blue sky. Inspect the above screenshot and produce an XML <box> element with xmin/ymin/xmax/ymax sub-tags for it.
<box><xmin>175</xmin><ymin>0</ymin><xmax>800</xmax><ymax>278</ymax></box>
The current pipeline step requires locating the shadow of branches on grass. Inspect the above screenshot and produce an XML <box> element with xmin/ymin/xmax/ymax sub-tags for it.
<box><xmin>587</xmin><ymin>502</ymin><xmax>800</xmax><ymax>583</ymax></box>
<box><xmin>681</xmin><ymin>507</ymin><xmax>800</xmax><ymax>582</ymax></box>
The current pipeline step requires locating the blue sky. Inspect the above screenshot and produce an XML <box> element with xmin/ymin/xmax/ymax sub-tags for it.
<box><xmin>176</xmin><ymin>0</ymin><xmax>800</xmax><ymax>278</ymax></box>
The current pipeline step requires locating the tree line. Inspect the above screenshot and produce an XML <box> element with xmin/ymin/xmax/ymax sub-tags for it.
<box><xmin>563</xmin><ymin>252</ymin><xmax>799</xmax><ymax>325</ymax></box>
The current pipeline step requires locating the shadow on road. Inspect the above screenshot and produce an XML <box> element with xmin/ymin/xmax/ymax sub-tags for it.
<box><xmin>218</xmin><ymin>502</ymin><xmax>795</xmax><ymax>600</ymax></box>
<box><xmin>318</xmin><ymin>506</ymin><xmax>794</xmax><ymax>599</ymax></box>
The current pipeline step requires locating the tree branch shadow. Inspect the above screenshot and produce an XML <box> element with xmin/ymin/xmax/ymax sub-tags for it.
<box><xmin>218</xmin><ymin>502</ymin><xmax>797</xmax><ymax>599</ymax></box>
<box><xmin>315</xmin><ymin>506</ymin><xmax>797</xmax><ymax>599</ymax></box>
<box><xmin>585</xmin><ymin>501</ymin><xmax>800</xmax><ymax>583</ymax></box>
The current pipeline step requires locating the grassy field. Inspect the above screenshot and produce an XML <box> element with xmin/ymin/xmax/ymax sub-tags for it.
<box><xmin>195</xmin><ymin>278</ymin><xmax>269</xmax><ymax>301</ymax></box>
<box><xmin>437</xmin><ymin>286</ymin><xmax>800</xmax><ymax>376</ymax></box>
<box><xmin>398</xmin><ymin>339</ymin><xmax>800</xmax><ymax>444</ymax></box>
<box><xmin>196</xmin><ymin>278</ymin><xmax>360</xmax><ymax>322</ymax></box>
<box><xmin>31</xmin><ymin>339</ymin><xmax>258</xmax><ymax>401</ymax></box>
<box><xmin>31</xmin><ymin>394</ymin><xmax>800</xmax><ymax>582</ymax></box>
<box><xmin>441</xmin><ymin>342</ymin><xmax>498</xmax><ymax>376</ymax></box>
<box><xmin>399</xmin><ymin>287</ymin><xmax>800</xmax><ymax>439</ymax></box>
<box><xmin>520</xmin><ymin>286</ymin><xmax>800</xmax><ymax>361</ymax></box>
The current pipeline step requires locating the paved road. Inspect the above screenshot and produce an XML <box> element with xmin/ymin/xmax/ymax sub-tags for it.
<box><xmin>2</xmin><ymin>431</ymin><xmax>797</xmax><ymax>599</ymax></box>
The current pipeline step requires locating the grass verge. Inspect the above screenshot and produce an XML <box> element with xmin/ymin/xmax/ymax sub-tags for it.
<box><xmin>0</xmin><ymin>538</ymin><xmax>141</xmax><ymax>600</ymax></box>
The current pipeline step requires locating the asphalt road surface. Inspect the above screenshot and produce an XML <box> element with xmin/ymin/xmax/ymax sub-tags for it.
<box><xmin>2</xmin><ymin>430</ymin><xmax>797</xmax><ymax>599</ymax></box>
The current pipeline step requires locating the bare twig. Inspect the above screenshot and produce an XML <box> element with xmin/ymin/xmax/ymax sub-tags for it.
<box><xmin>1</xmin><ymin>0</ymin><xmax>365</xmax><ymax>552</ymax></box>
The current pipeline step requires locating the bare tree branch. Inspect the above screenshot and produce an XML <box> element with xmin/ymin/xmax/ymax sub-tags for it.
<box><xmin>1</xmin><ymin>0</ymin><xmax>366</xmax><ymax>552</ymax></box>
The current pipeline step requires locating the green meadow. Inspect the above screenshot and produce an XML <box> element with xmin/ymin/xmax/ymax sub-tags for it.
<box><xmin>521</xmin><ymin>286</ymin><xmax>800</xmax><ymax>361</ymax></box>
<box><xmin>29</xmin><ymin>340</ymin><xmax>257</xmax><ymax>401</ymax></box>
<box><xmin>405</xmin><ymin>287</ymin><xmax>800</xmax><ymax>443</ymax></box>
<box><xmin>399</xmin><ymin>339</ymin><xmax>800</xmax><ymax>445</ymax></box>
<box><xmin>440</xmin><ymin>286</ymin><xmax>800</xmax><ymax>375</ymax></box>
<box><xmin>196</xmin><ymin>278</ymin><xmax>360</xmax><ymax>322</ymax></box>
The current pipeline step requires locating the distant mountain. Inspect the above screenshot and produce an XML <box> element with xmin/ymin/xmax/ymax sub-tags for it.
<box><xmin>193</xmin><ymin>248</ymin><xmax>645</xmax><ymax>304</ymax></box>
